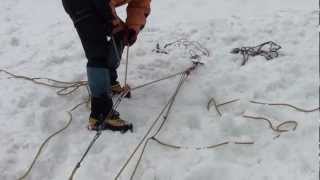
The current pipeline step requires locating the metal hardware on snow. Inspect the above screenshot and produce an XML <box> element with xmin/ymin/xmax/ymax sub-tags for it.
<box><xmin>153</xmin><ymin>39</ymin><xmax>210</xmax><ymax>60</ymax></box>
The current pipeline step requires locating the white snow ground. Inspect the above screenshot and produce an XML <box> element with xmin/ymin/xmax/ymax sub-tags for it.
<box><xmin>0</xmin><ymin>0</ymin><xmax>318</xmax><ymax>180</ymax></box>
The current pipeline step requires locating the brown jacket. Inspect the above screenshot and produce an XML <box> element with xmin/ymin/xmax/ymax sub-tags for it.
<box><xmin>109</xmin><ymin>0</ymin><xmax>151</xmax><ymax>33</ymax></box>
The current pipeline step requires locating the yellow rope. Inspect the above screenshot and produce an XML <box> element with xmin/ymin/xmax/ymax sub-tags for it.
<box><xmin>17</xmin><ymin>100</ymin><xmax>88</xmax><ymax>180</ymax></box>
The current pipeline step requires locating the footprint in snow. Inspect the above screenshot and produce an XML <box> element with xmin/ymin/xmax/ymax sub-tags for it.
<box><xmin>45</xmin><ymin>55</ymin><xmax>70</xmax><ymax>66</ymax></box>
<box><xmin>10</xmin><ymin>37</ymin><xmax>20</xmax><ymax>47</ymax></box>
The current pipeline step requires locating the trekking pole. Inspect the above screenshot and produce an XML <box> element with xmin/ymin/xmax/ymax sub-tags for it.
<box><xmin>124</xmin><ymin>46</ymin><xmax>129</xmax><ymax>86</ymax></box>
<box><xmin>111</xmin><ymin>36</ymin><xmax>131</xmax><ymax>98</ymax></box>
<box><xmin>124</xmin><ymin>46</ymin><xmax>131</xmax><ymax>98</ymax></box>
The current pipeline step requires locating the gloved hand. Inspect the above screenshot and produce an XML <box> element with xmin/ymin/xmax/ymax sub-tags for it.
<box><xmin>111</xmin><ymin>18</ymin><xmax>126</xmax><ymax>35</ymax></box>
<box><xmin>123</xmin><ymin>27</ymin><xmax>138</xmax><ymax>46</ymax></box>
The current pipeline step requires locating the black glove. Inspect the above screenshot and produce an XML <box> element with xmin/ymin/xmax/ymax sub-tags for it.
<box><xmin>123</xmin><ymin>28</ymin><xmax>138</xmax><ymax>46</ymax></box>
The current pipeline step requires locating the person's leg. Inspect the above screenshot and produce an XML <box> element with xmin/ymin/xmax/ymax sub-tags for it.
<box><xmin>62</xmin><ymin>0</ymin><xmax>132</xmax><ymax>132</ymax></box>
<box><xmin>63</xmin><ymin>0</ymin><xmax>113</xmax><ymax>120</ymax></box>
<box><xmin>86</xmin><ymin>67</ymin><xmax>111</xmax><ymax>97</ymax></box>
<box><xmin>86</xmin><ymin>67</ymin><xmax>112</xmax><ymax>119</ymax></box>
<box><xmin>77</xmin><ymin>19</ymin><xmax>115</xmax><ymax>122</ymax></box>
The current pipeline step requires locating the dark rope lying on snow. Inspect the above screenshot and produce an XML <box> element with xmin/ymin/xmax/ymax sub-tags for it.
<box><xmin>151</xmin><ymin>137</ymin><xmax>254</xmax><ymax>150</ymax></box>
<box><xmin>249</xmin><ymin>100</ymin><xmax>320</xmax><ymax>113</ymax></box>
<box><xmin>231</xmin><ymin>41</ymin><xmax>282</xmax><ymax>66</ymax></box>
<box><xmin>242</xmin><ymin>115</ymin><xmax>298</xmax><ymax>133</ymax></box>
<box><xmin>207</xmin><ymin>98</ymin><xmax>319</xmax><ymax>115</ymax></box>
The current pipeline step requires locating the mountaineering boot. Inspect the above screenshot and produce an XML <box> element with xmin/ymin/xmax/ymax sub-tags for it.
<box><xmin>88</xmin><ymin>110</ymin><xmax>119</xmax><ymax>131</ymax></box>
<box><xmin>88</xmin><ymin>110</ymin><xmax>132</xmax><ymax>132</ymax></box>
<box><xmin>111</xmin><ymin>81</ymin><xmax>124</xmax><ymax>94</ymax></box>
<box><xmin>88</xmin><ymin>95</ymin><xmax>112</xmax><ymax>131</ymax></box>
<box><xmin>88</xmin><ymin>96</ymin><xmax>133</xmax><ymax>133</ymax></box>
<box><xmin>89</xmin><ymin>112</ymin><xmax>133</xmax><ymax>133</ymax></box>
<box><xmin>102</xmin><ymin>112</ymin><xmax>133</xmax><ymax>133</ymax></box>
<box><xmin>88</xmin><ymin>117</ymin><xmax>102</xmax><ymax>131</ymax></box>
<box><xmin>111</xmin><ymin>81</ymin><xmax>131</xmax><ymax>98</ymax></box>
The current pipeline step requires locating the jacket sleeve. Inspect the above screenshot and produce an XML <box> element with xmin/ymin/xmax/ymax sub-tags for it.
<box><xmin>126</xmin><ymin>0</ymin><xmax>151</xmax><ymax>33</ymax></box>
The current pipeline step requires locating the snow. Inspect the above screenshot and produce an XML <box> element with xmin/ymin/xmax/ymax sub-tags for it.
<box><xmin>0</xmin><ymin>0</ymin><xmax>318</xmax><ymax>180</ymax></box>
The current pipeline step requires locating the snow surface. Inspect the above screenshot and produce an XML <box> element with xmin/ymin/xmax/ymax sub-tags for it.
<box><xmin>0</xmin><ymin>0</ymin><xmax>318</xmax><ymax>180</ymax></box>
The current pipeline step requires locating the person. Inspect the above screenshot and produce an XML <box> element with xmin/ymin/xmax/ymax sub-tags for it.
<box><xmin>61</xmin><ymin>0</ymin><xmax>151</xmax><ymax>133</ymax></box>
